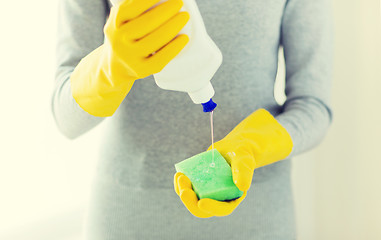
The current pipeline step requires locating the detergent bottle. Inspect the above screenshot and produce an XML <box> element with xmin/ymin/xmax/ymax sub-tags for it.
<box><xmin>110</xmin><ymin>0</ymin><xmax>223</xmax><ymax>112</ymax></box>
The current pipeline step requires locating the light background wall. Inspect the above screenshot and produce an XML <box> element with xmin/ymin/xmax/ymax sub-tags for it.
<box><xmin>291</xmin><ymin>0</ymin><xmax>381</xmax><ymax>239</ymax></box>
<box><xmin>0</xmin><ymin>0</ymin><xmax>380</xmax><ymax>239</ymax></box>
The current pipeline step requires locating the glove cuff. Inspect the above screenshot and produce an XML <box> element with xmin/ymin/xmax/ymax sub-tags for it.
<box><xmin>228</xmin><ymin>108</ymin><xmax>294</xmax><ymax>168</ymax></box>
<box><xmin>70</xmin><ymin>45</ymin><xmax>135</xmax><ymax>117</ymax></box>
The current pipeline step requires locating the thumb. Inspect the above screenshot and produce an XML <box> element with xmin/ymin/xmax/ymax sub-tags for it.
<box><xmin>230</xmin><ymin>151</ymin><xmax>256</xmax><ymax>192</ymax></box>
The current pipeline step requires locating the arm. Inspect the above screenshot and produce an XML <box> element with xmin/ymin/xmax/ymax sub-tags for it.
<box><xmin>52</xmin><ymin>0</ymin><xmax>108</xmax><ymax>139</ymax></box>
<box><xmin>173</xmin><ymin>0</ymin><xmax>334</xmax><ymax>218</ymax></box>
<box><xmin>275</xmin><ymin>0</ymin><xmax>334</xmax><ymax>156</ymax></box>
<box><xmin>52</xmin><ymin>0</ymin><xmax>190</xmax><ymax>138</ymax></box>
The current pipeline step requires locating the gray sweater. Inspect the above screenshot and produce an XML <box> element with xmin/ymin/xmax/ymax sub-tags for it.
<box><xmin>53</xmin><ymin>0</ymin><xmax>333</xmax><ymax>239</ymax></box>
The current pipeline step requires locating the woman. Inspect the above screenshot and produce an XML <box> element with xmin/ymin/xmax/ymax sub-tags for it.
<box><xmin>52</xmin><ymin>0</ymin><xmax>333</xmax><ymax>239</ymax></box>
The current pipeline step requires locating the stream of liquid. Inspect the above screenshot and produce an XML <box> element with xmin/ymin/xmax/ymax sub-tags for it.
<box><xmin>210</xmin><ymin>111</ymin><xmax>215</xmax><ymax>167</ymax></box>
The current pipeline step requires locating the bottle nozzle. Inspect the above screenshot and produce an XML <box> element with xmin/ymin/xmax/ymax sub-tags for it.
<box><xmin>202</xmin><ymin>99</ymin><xmax>217</xmax><ymax>112</ymax></box>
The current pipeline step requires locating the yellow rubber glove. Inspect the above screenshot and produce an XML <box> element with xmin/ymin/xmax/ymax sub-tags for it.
<box><xmin>212</xmin><ymin>108</ymin><xmax>293</xmax><ymax>191</ymax></box>
<box><xmin>70</xmin><ymin>0</ymin><xmax>190</xmax><ymax>117</ymax></box>
<box><xmin>174</xmin><ymin>109</ymin><xmax>293</xmax><ymax>218</ymax></box>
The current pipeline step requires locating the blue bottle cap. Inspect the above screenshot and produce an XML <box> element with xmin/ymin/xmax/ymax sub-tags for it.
<box><xmin>202</xmin><ymin>99</ymin><xmax>217</xmax><ymax>112</ymax></box>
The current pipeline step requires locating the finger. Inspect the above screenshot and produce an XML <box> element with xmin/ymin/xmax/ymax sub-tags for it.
<box><xmin>115</xmin><ymin>0</ymin><xmax>161</xmax><ymax>27</ymax></box>
<box><xmin>198</xmin><ymin>192</ymin><xmax>247</xmax><ymax>217</ymax></box>
<box><xmin>231</xmin><ymin>155</ymin><xmax>256</xmax><ymax>191</ymax></box>
<box><xmin>136</xmin><ymin>12</ymin><xmax>190</xmax><ymax>56</ymax></box>
<box><xmin>177</xmin><ymin>174</ymin><xmax>213</xmax><ymax>218</ymax></box>
<box><xmin>180</xmin><ymin>189</ymin><xmax>213</xmax><ymax>218</ymax></box>
<box><xmin>208</xmin><ymin>139</ymin><xmax>223</xmax><ymax>150</ymax></box>
<box><xmin>145</xmin><ymin>34</ymin><xmax>189</xmax><ymax>73</ymax></box>
<box><xmin>177</xmin><ymin>174</ymin><xmax>192</xmax><ymax>191</ymax></box>
<box><xmin>209</xmin><ymin>141</ymin><xmax>232</xmax><ymax>165</ymax></box>
<box><xmin>207</xmin><ymin>141</ymin><xmax>220</xmax><ymax>151</ymax></box>
<box><xmin>174</xmin><ymin>172</ymin><xmax>184</xmax><ymax>196</ymax></box>
<box><xmin>124</xmin><ymin>0</ymin><xmax>186</xmax><ymax>40</ymax></box>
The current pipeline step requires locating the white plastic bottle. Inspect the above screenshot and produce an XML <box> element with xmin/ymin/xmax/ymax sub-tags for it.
<box><xmin>110</xmin><ymin>0</ymin><xmax>223</xmax><ymax>112</ymax></box>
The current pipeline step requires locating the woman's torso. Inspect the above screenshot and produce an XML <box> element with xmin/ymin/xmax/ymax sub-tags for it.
<box><xmin>84</xmin><ymin>1</ymin><xmax>296</xmax><ymax>239</ymax></box>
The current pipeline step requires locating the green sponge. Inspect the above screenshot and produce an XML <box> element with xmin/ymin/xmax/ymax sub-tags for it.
<box><xmin>175</xmin><ymin>149</ymin><xmax>244</xmax><ymax>201</ymax></box>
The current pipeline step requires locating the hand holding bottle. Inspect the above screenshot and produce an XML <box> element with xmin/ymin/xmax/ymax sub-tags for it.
<box><xmin>70</xmin><ymin>0</ymin><xmax>190</xmax><ymax>117</ymax></box>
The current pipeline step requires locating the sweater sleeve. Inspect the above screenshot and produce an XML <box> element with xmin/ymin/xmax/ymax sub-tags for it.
<box><xmin>51</xmin><ymin>0</ymin><xmax>109</xmax><ymax>139</ymax></box>
<box><xmin>275</xmin><ymin>0</ymin><xmax>334</xmax><ymax>156</ymax></box>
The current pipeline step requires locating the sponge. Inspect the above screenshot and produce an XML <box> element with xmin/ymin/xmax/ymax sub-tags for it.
<box><xmin>175</xmin><ymin>149</ymin><xmax>244</xmax><ymax>201</ymax></box>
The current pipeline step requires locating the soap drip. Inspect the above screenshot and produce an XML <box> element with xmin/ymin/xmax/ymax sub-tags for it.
<box><xmin>210</xmin><ymin>110</ymin><xmax>215</xmax><ymax>167</ymax></box>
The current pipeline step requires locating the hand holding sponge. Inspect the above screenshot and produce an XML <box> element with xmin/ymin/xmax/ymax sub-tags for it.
<box><xmin>174</xmin><ymin>109</ymin><xmax>293</xmax><ymax>218</ymax></box>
